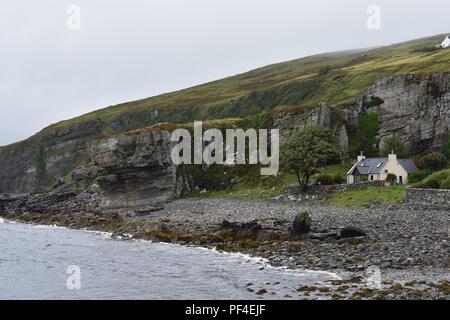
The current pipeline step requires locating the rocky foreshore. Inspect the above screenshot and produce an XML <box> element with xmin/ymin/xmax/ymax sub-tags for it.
<box><xmin>1</xmin><ymin>194</ymin><xmax>449</xmax><ymax>300</ymax></box>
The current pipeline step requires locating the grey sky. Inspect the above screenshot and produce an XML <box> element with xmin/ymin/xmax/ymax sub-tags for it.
<box><xmin>1</xmin><ymin>0</ymin><xmax>449</xmax><ymax>146</ymax></box>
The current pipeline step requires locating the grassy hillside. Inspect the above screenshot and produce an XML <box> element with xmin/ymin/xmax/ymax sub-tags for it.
<box><xmin>37</xmin><ymin>33</ymin><xmax>450</xmax><ymax>136</ymax></box>
<box><xmin>327</xmin><ymin>186</ymin><xmax>406</xmax><ymax>207</ymax></box>
<box><xmin>412</xmin><ymin>169</ymin><xmax>450</xmax><ymax>189</ymax></box>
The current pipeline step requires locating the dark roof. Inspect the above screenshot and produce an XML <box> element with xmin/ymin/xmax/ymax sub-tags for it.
<box><xmin>398</xmin><ymin>159</ymin><xmax>418</xmax><ymax>173</ymax></box>
<box><xmin>352</xmin><ymin>158</ymin><xmax>388</xmax><ymax>175</ymax></box>
<box><xmin>348</xmin><ymin>157</ymin><xmax>418</xmax><ymax>175</ymax></box>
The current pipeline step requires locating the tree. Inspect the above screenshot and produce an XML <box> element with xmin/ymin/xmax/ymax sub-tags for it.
<box><xmin>381</xmin><ymin>136</ymin><xmax>406</xmax><ymax>158</ymax></box>
<box><xmin>281</xmin><ymin>126</ymin><xmax>342</xmax><ymax>191</ymax></box>
<box><xmin>386</xmin><ymin>173</ymin><xmax>397</xmax><ymax>185</ymax></box>
<box><xmin>415</xmin><ymin>150</ymin><xmax>448</xmax><ymax>170</ymax></box>
<box><xmin>441</xmin><ymin>135</ymin><xmax>450</xmax><ymax>159</ymax></box>
<box><xmin>352</xmin><ymin>113</ymin><xmax>379</xmax><ymax>157</ymax></box>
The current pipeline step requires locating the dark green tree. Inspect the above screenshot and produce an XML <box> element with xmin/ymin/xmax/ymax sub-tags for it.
<box><xmin>281</xmin><ymin>126</ymin><xmax>342</xmax><ymax>191</ymax></box>
<box><xmin>415</xmin><ymin>151</ymin><xmax>448</xmax><ymax>171</ymax></box>
<box><xmin>352</xmin><ymin>113</ymin><xmax>379</xmax><ymax>157</ymax></box>
<box><xmin>441</xmin><ymin>135</ymin><xmax>450</xmax><ymax>159</ymax></box>
<box><xmin>381</xmin><ymin>136</ymin><xmax>406</xmax><ymax>158</ymax></box>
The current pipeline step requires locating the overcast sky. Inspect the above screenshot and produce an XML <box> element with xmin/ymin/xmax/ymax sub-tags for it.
<box><xmin>0</xmin><ymin>0</ymin><xmax>449</xmax><ymax>146</ymax></box>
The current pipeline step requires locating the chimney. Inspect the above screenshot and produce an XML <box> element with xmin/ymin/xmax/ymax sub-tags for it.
<box><xmin>388</xmin><ymin>150</ymin><xmax>397</xmax><ymax>162</ymax></box>
<box><xmin>357</xmin><ymin>151</ymin><xmax>365</xmax><ymax>162</ymax></box>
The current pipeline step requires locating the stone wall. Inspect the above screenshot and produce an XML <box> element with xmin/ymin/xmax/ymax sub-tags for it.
<box><xmin>405</xmin><ymin>187</ymin><xmax>450</xmax><ymax>209</ymax></box>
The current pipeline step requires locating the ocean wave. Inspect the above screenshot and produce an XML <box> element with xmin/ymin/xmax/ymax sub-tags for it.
<box><xmin>31</xmin><ymin>224</ymin><xmax>68</xmax><ymax>230</ymax></box>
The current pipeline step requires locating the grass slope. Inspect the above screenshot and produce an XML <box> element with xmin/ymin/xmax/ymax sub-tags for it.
<box><xmin>327</xmin><ymin>186</ymin><xmax>406</xmax><ymax>207</ymax></box>
<box><xmin>38</xmin><ymin>33</ymin><xmax>450</xmax><ymax>135</ymax></box>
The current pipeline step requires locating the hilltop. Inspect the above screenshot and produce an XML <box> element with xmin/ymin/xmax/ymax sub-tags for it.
<box><xmin>36</xmin><ymin>33</ymin><xmax>450</xmax><ymax>135</ymax></box>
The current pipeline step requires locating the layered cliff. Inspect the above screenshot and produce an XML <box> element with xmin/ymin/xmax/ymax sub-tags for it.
<box><xmin>0</xmin><ymin>120</ymin><xmax>103</xmax><ymax>194</ymax></box>
<box><xmin>272</xmin><ymin>72</ymin><xmax>450</xmax><ymax>154</ymax></box>
<box><xmin>355</xmin><ymin>72</ymin><xmax>450</xmax><ymax>154</ymax></box>
<box><xmin>72</xmin><ymin>130</ymin><xmax>191</xmax><ymax>209</ymax></box>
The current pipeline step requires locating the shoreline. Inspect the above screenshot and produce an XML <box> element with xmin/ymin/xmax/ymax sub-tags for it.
<box><xmin>1</xmin><ymin>197</ymin><xmax>449</xmax><ymax>300</ymax></box>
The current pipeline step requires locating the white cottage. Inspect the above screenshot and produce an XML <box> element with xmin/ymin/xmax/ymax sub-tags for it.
<box><xmin>437</xmin><ymin>35</ymin><xmax>450</xmax><ymax>48</ymax></box>
<box><xmin>347</xmin><ymin>152</ymin><xmax>417</xmax><ymax>185</ymax></box>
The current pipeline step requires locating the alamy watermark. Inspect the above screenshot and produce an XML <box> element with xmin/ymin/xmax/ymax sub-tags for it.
<box><xmin>66</xmin><ymin>265</ymin><xmax>81</xmax><ymax>290</ymax></box>
<box><xmin>366</xmin><ymin>265</ymin><xmax>382</xmax><ymax>289</ymax></box>
<box><xmin>67</xmin><ymin>5</ymin><xmax>81</xmax><ymax>30</ymax></box>
<box><xmin>171</xmin><ymin>121</ymin><xmax>279</xmax><ymax>176</ymax></box>
<box><xmin>366</xmin><ymin>5</ymin><xmax>381</xmax><ymax>30</ymax></box>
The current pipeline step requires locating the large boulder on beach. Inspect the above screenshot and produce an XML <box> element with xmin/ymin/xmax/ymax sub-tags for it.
<box><xmin>339</xmin><ymin>226</ymin><xmax>366</xmax><ymax>238</ymax></box>
<box><xmin>292</xmin><ymin>210</ymin><xmax>311</xmax><ymax>235</ymax></box>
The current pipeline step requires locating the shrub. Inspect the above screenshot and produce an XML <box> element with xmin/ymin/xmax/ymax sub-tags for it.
<box><xmin>440</xmin><ymin>177</ymin><xmax>450</xmax><ymax>190</ymax></box>
<box><xmin>415</xmin><ymin>177</ymin><xmax>440</xmax><ymax>189</ymax></box>
<box><xmin>88</xmin><ymin>183</ymin><xmax>101</xmax><ymax>194</ymax></box>
<box><xmin>333</xmin><ymin>174</ymin><xmax>346</xmax><ymax>184</ymax></box>
<box><xmin>381</xmin><ymin>136</ymin><xmax>406</xmax><ymax>158</ymax></box>
<box><xmin>415</xmin><ymin>151</ymin><xmax>448</xmax><ymax>170</ymax></box>
<box><xmin>315</xmin><ymin>174</ymin><xmax>335</xmax><ymax>185</ymax></box>
<box><xmin>386</xmin><ymin>173</ymin><xmax>397</xmax><ymax>185</ymax></box>
<box><xmin>412</xmin><ymin>169</ymin><xmax>450</xmax><ymax>189</ymax></box>
<box><xmin>441</xmin><ymin>136</ymin><xmax>450</xmax><ymax>159</ymax></box>
<box><xmin>408</xmin><ymin>169</ymin><xmax>432</xmax><ymax>184</ymax></box>
<box><xmin>318</xmin><ymin>66</ymin><xmax>331</xmax><ymax>76</ymax></box>
<box><xmin>413</xmin><ymin>47</ymin><xmax>439</xmax><ymax>53</ymax></box>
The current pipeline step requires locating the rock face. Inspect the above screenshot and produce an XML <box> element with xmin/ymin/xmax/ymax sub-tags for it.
<box><xmin>0</xmin><ymin>120</ymin><xmax>103</xmax><ymax>194</ymax></box>
<box><xmin>273</xmin><ymin>103</ymin><xmax>333</xmax><ymax>144</ymax></box>
<box><xmin>273</xmin><ymin>72</ymin><xmax>450</xmax><ymax>154</ymax></box>
<box><xmin>0</xmin><ymin>130</ymin><xmax>190</xmax><ymax>214</ymax></box>
<box><xmin>342</xmin><ymin>72</ymin><xmax>450</xmax><ymax>154</ymax></box>
<box><xmin>74</xmin><ymin>130</ymin><xmax>190</xmax><ymax>209</ymax></box>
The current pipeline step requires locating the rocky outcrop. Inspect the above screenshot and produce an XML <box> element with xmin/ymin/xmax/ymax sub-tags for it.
<box><xmin>272</xmin><ymin>103</ymin><xmax>350</xmax><ymax>151</ymax></box>
<box><xmin>341</xmin><ymin>72</ymin><xmax>450</xmax><ymax>154</ymax></box>
<box><xmin>0</xmin><ymin>119</ymin><xmax>103</xmax><ymax>194</ymax></box>
<box><xmin>273</xmin><ymin>103</ymin><xmax>333</xmax><ymax>143</ymax></box>
<box><xmin>0</xmin><ymin>129</ymin><xmax>191</xmax><ymax>214</ymax></box>
<box><xmin>74</xmin><ymin>130</ymin><xmax>190</xmax><ymax>209</ymax></box>
<box><xmin>273</xmin><ymin>72</ymin><xmax>450</xmax><ymax>154</ymax></box>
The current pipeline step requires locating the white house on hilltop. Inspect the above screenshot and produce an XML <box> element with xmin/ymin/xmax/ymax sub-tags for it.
<box><xmin>347</xmin><ymin>152</ymin><xmax>418</xmax><ymax>185</ymax></box>
<box><xmin>437</xmin><ymin>35</ymin><xmax>450</xmax><ymax>48</ymax></box>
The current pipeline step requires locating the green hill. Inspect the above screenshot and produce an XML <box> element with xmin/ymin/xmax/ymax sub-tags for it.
<box><xmin>38</xmin><ymin>33</ymin><xmax>450</xmax><ymax>136</ymax></box>
<box><xmin>1</xmin><ymin>33</ymin><xmax>450</xmax><ymax>193</ymax></box>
